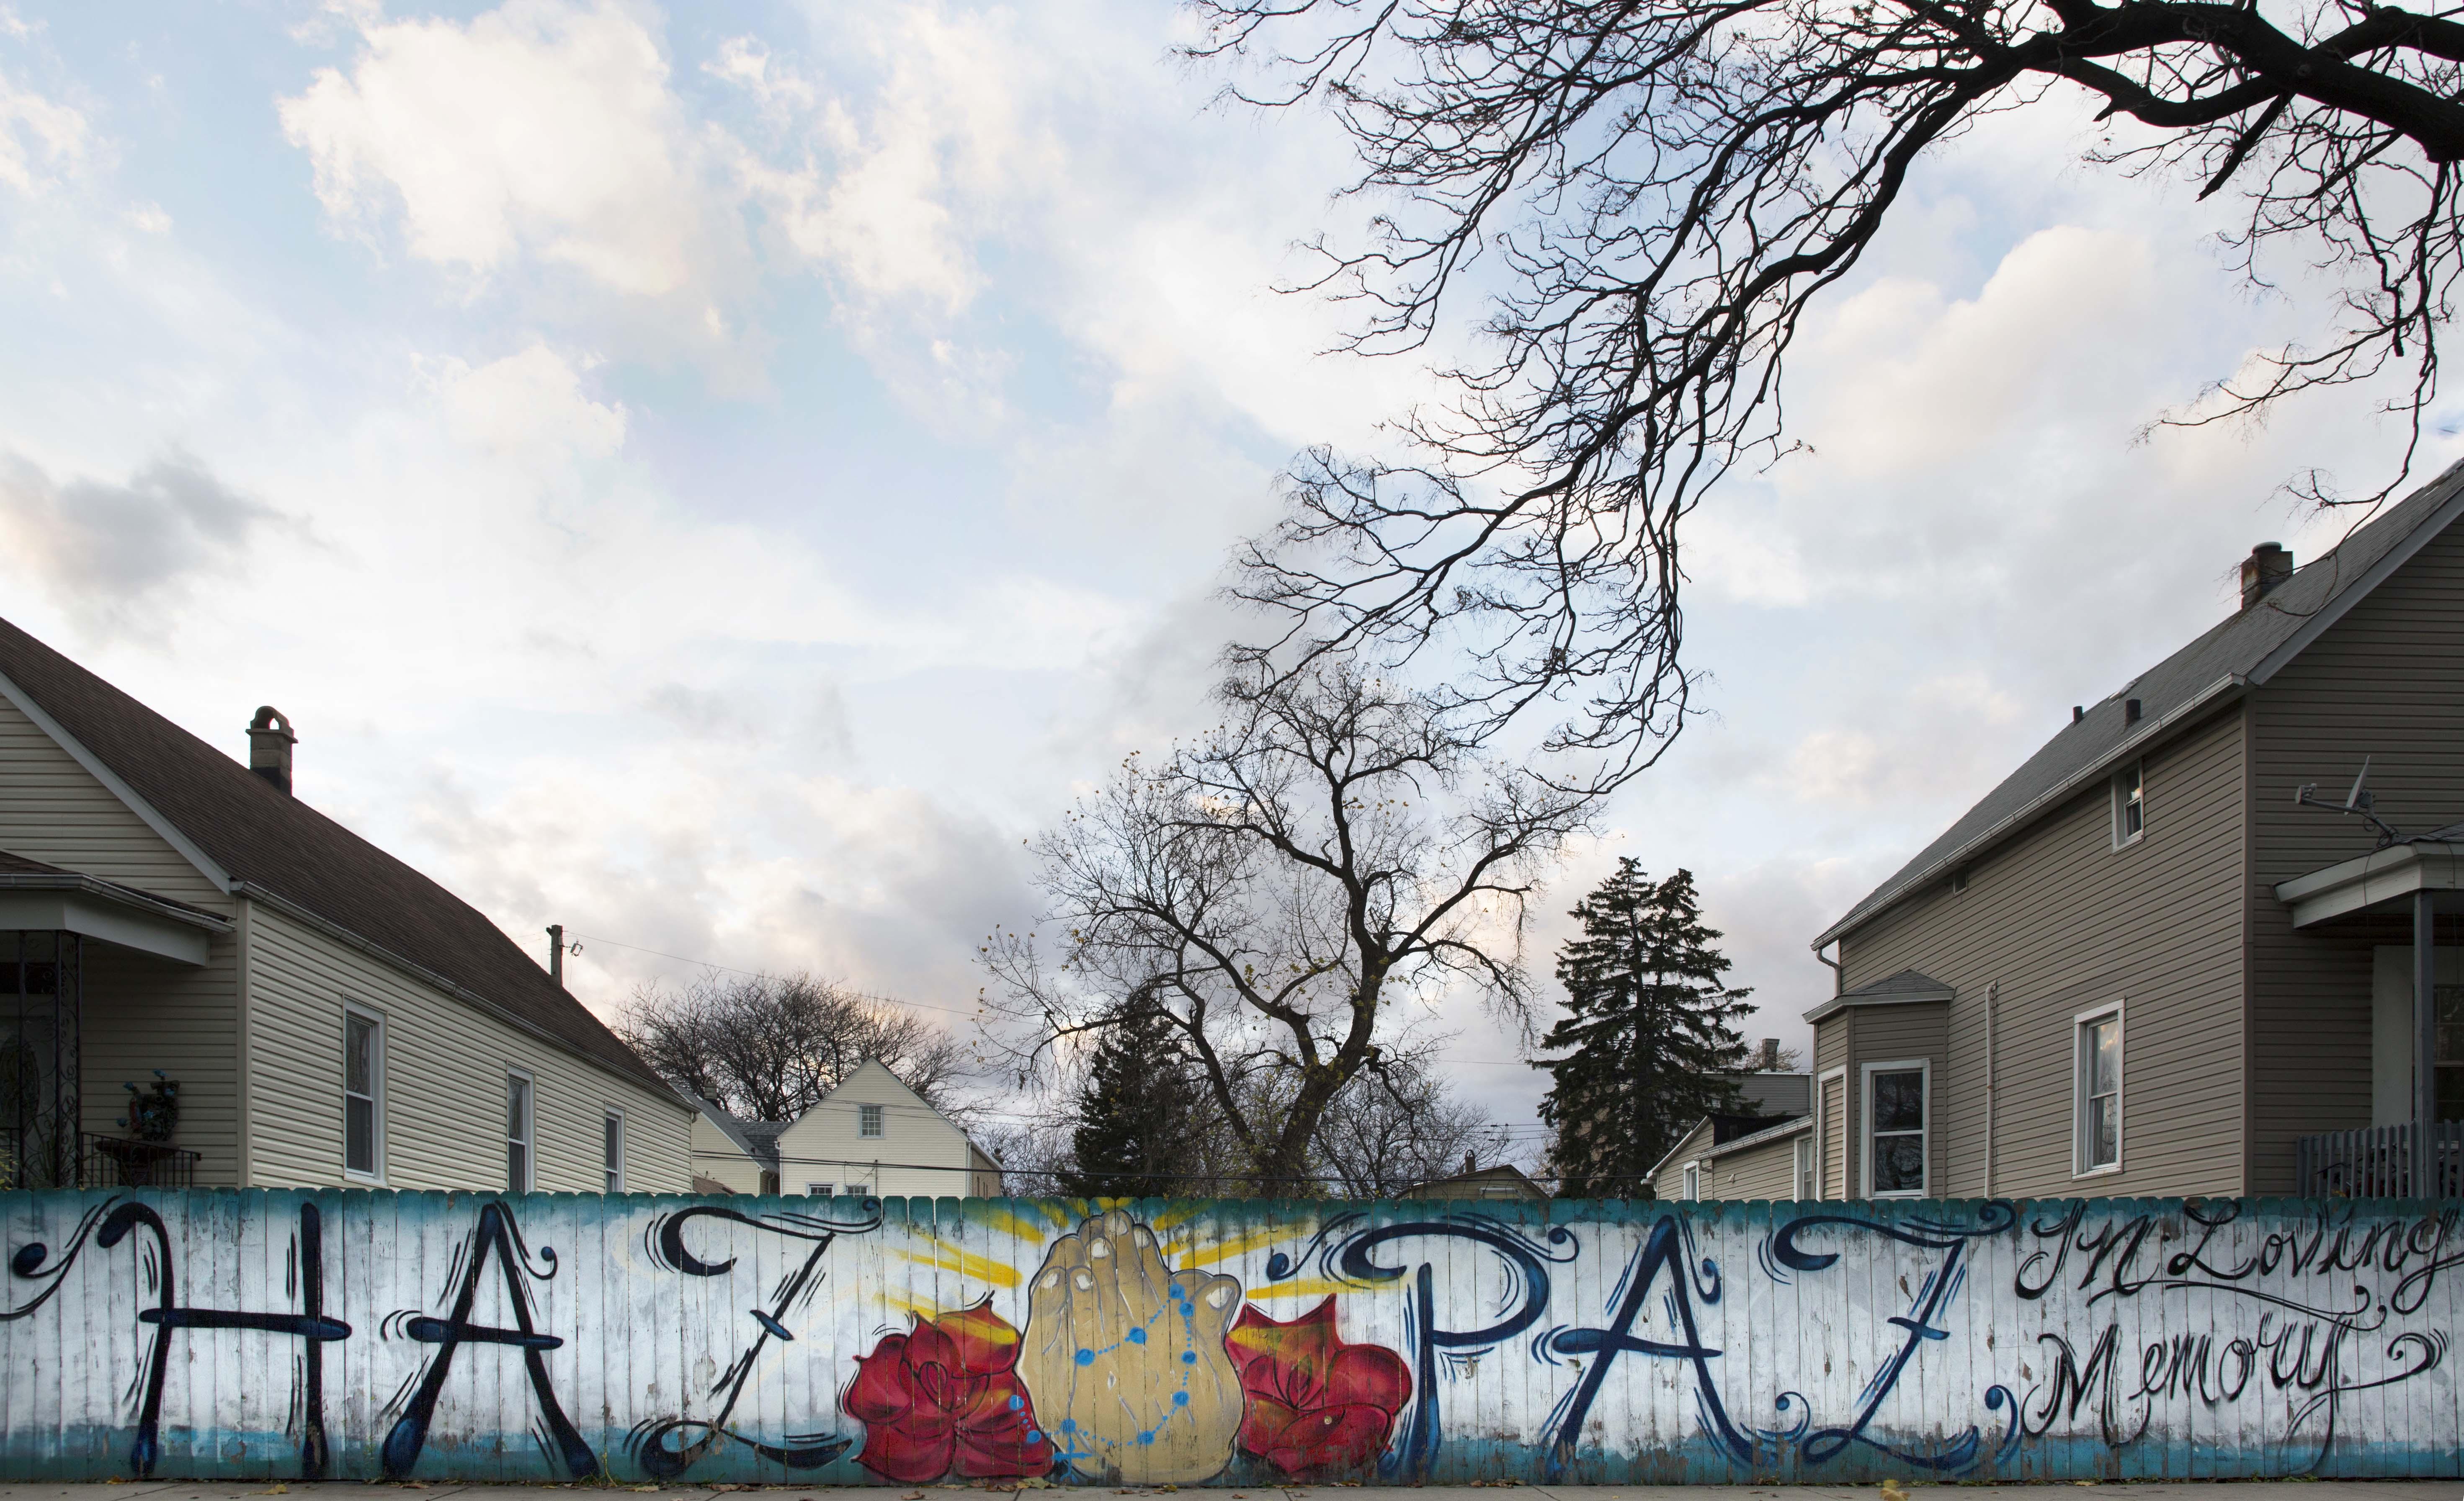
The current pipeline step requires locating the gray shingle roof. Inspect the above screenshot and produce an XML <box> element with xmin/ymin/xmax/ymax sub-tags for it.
<box><xmin>1818</xmin><ymin>457</ymin><xmax>2464</xmax><ymax>947</ymax></box>
<box><xmin>0</xmin><ymin>614</ymin><xmax>676</xmax><ymax>1099</ymax></box>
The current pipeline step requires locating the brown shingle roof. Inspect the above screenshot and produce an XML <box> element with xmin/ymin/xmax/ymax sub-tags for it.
<box><xmin>0</xmin><ymin>614</ymin><xmax>675</xmax><ymax>1099</ymax></box>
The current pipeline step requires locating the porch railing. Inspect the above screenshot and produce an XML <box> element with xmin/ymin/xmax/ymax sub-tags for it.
<box><xmin>0</xmin><ymin>1129</ymin><xmax>198</xmax><ymax>1190</ymax></box>
<box><xmin>2297</xmin><ymin>1122</ymin><xmax>2464</xmax><ymax>1199</ymax></box>
<box><xmin>80</xmin><ymin>1134</ymin><xmax>198</xmax><ymax>1188</ymax></box>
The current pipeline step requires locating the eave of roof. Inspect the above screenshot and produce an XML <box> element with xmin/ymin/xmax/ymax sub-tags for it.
<box><xmin>1815</xmin><ymin>456</ymin><xmax>2464</xmax><ymax>950</ymax></box>
<box><xmin>2274</xmin><ymin>840</ymin><xmax>2464</xmax><ymax>927</ymax></box>
<box><xmin>1803</xmin><ymin>967</ymin><xmax>1956</xmax><ymax>1024</ymax></box>
<box><xmin>0</xmin><ymin>859</ymin><xmax>232</xmax><ymax>933</ymax></box>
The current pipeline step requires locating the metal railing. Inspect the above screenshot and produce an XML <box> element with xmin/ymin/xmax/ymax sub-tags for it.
<box><xmin>2297</xmin><ymin>1122</ymin><xmax>2464</xmax><ymax>1198</ymax></box>
<box><xmin>81</xmin><ymin>1133</ymin><xmax>198</xmax><ymax>1188</ymax></box>
<box><xmin>0</xmin><ymin>1129</ymin><xmax>198</xmax><ymax>1190</ymax></box>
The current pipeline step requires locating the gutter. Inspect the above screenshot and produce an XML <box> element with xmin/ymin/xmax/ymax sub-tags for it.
<box><xmin>1812</xmin><ymin>673</ymin><xmax>2249</xmax><ymax>949</ymax></box>
<box><xmin>233</xmin><ymin>880</ymin><xmax>696</xmax><ymax>1117</ymax></box>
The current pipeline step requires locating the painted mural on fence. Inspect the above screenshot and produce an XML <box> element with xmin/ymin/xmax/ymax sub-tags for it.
<box><xmin>0</xmin><ymin>1192</ymin><xmax>2457</xmax><ymax>1483</ymax></box>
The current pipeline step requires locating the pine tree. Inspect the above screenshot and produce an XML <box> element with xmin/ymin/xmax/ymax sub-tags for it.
<box><xmin>1058</xmin><ymin>1011</ymin><xmax>1207</xmax><ymax>1197</ymax></box>
<box><xmin>1535</xmin><ymin>862</ymin><xmax>1753</xmax><ymax>1198</ymax></box>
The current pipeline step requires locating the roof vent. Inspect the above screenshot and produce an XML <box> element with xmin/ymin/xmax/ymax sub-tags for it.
<box><xmin>2241</xmin><ymin>542</ymin><xmax>2293</xmax><ymax>609</ymax></box>
<box><xmin>247</xmin><ymin>707</ymin><xmax>295</xmax><ymax>795</ymax></box>
<box><xmin>2125</xmin><ymin>697</ymin><xmax>2143</xmax><ymax>725</ymax></box>
<box><xmin>2072</xmin><ymin>705</ymin><xmax>2084</xmax><ymax>723</ymax></box>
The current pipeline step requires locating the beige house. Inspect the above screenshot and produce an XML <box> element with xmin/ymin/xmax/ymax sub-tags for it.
<box><xmin>1712</xmin><ymin>462</ymin><xmax>2464</xmax><ymax>1201</ymax></box>
<box><xmin>691</xmin><ymin>1060</ymin><xmax>1002</xmax><ymax>1199</ymax></box>
<box><xmin>0</xmin><ymin>615</ymin><xmax>694</xmax><ymax>1193</ymax></box>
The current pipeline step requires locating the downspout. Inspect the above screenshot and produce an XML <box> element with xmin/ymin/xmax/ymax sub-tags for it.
<box><xmin>1984</xmin><ymin>981</ymin><xmax>1997</xmax><ymax>1198</ymax></box>
<box><xmin>1816</xmin><ymin>941</ymin><xmax>1844</xmax><ymax>996</ymax></box>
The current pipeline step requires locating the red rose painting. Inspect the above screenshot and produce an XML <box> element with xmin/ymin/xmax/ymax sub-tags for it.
<box><xmin>841</xmin><ymin>1300</ymin><xmax>1056</xmax><ymax>1481</ymax></box>
<box><xmin>1224</xmin><ymin>1297</ymin><xmax>1412</xmax><ymax>1475</ymax></box>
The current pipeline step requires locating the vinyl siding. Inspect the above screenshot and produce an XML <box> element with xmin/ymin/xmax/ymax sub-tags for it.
<box><xmin>1649</xmin><ymin>1117</ymin><xmax>1716</xmax><ymax>1197</ymax></box>
<box><xmin>1817</xmin><ymin>1073</ymin><xmax>1846</xmax><ymax>1198</ymax></box>
<box><xmin>1838</xmin><ymin>705</ymin><xmax>2248</xmax><ymax>1198</ymax></box>
<box><xmin>1701</xmin><ymin>1126</ymin><xmax>1809</xmax><ymax>1201</ymax></box>
<box><xmin>0</xmin><ymin>694</ymin><xmax>226</xmax><ymax>910</ymax></box>
<box><xmin>691</xmin><ymin>1113</ymin><xmax>770</xmax><ymax>1194</ymax></box>
<box><xmin>2247</xmin><ymin>515</ymin><xmax>2464</xmax><ymax>1189</ymax></box>
<box><xmin>242</xmin><ymin>903</ymin><xmax>690</xmax><ymax>1193</ymax></box>
<box><xmin>771</xmin><ymin>1061</ymin><xmax>975</xmax><ymax>1199</ymax></box>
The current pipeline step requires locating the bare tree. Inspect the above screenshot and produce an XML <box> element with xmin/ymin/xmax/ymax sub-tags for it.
<box><xmin>984</xmin><ymin>656</ymin><xmax>1587</xmax><ymax>1192</ymax></box>
<box><xmin>1308</xmin><ymin>1047</ymin><xmax>1514</xmax><ymax>1198</ymax></box>
<box><xmin>1196</xmin><ymin>0</ymin><xmax>2464</xmax><ymax>784</ymax></box>
<box><xmin>619</xmin><ymin>972</ymin><xmax>972</xmax><ymax>1121</ymax></box>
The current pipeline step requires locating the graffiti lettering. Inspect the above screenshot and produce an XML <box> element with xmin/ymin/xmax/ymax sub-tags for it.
<box><xmin>628</xmin><ymin>1201</ymin><xmax>882</xmax><ymax>1479</ymax></box>
<box><xmin>380</xmin><ymin>1200</ymin><xmax>590</xmax><ymax>1481</ymax></box>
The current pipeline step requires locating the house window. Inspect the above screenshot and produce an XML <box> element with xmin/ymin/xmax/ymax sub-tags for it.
<box><xmin>844</xmin><ymin>1179</ymin><xmax>872</xmax><ymax>1196</ymax></box>
<box><xmin>1794</xmin><ymin>1134</ymin><xmax>1815</xmax><ymax>1200</ymax></box>
<box><xmin>2113</xmin><ymin>761</ymin><xmax>2145</xmax><ymax>846</ymax></box>
<box><xmin>343</xmin><ymin>1006</ymin><xmax>384</xmax><ymax>1180</ymax></box>
<box><xmin>603</xmin><ymin>1109</ymin><xmax>624</xmax><ymax>1194</ymax></box>
<box><xmin>506</xmin><ymin>1071</ymin><xmax>534</xmax><ymax>1192</ymax></box>
<box><xmin>1864</xmin><ymin>1061</ymin><xmax>1928</xmax><ymax>1197</ymax></box>
<box><xmin>2076</xmin><ymin>1009</ymin><xmax>2123</xmax><ymax>1173</ymax></box>
<box><xmin>806</xmin><ymin>1181</ymin><xmax>834</xmax><ymax>1197</ymax></box>
<box><xmin>859</xmin><ymin>1103</ymin><xmax>884</xmax><ymax>1138</ymax></box>
<box><xmin>1682</xmin><ymin>1163</ymin><xmax>1700</xmax><ymax>1200</ymax></box>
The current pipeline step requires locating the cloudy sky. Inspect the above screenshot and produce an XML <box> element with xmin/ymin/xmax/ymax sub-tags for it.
<box><xmin>1</xmin><ymin>0</ymin><xmax>2452</xmax><ymax>1161</ymax></box>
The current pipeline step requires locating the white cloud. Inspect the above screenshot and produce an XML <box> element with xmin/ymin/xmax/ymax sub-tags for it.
<box><xmin>0</xmin><ymin>70</ymin><xmax>85</xmax><ymax>193</ymax></box>
<box><xmin>425</xmin><ymin>341</ymin><xmax>626</xmax><ymax>464</ymax></box>
<box><xmin>279</xmin><ymin>0</ymin><xmax>714</xmax><ymax>299</ymax></box>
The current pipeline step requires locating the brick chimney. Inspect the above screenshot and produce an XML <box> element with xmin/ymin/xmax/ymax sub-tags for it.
<box><xmin>1758</xmin><ymin>1037</ymin><xmax>1780</xmax><ymax>1070</ymax></box>
<box><xmin>2241</xmin><ymin>542</ymin><xmax>2293</xmax><ymax>609</ymax></box>
<box><xmin>247</xmin><ymin>707</ymin><xmax>295</xmax><ymax>794</ymax></box>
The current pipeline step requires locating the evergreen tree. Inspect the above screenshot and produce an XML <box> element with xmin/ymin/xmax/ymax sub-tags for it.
<box><xmin>1058</xmin><ymin>1011</ymin><xmax>1208</xmax><ymax>1197</ymax></box>
<box><xmin>1534</xmin><ymin>862</ymin><xmax>1753</xmax><ymax>1198</ymax></box>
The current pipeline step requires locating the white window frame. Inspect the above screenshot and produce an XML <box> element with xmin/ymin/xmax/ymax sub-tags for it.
<box><xmin>1681</xmin><ymin>1162</ymin><xmax>1701</xmax><ymax>1200</ymax></box>
<box><xmin>2073</xmin><ymin>1004</ymin><xmax>2125</xmax><ymax>1178</ymax></box>
<box><xmin>805</xmin><ymin>1181</ymin><xmax>835</xmax><ymax>1197</ymax></box>
<box><xmin>1793</xmin><ymin>1132</ymin><xmax>1816</xmax><ymax>1201</ymax></box>
<box><xmin>505</xmin><ymin>1068</ymin><xmax>536</xmax><ymax>1194</ymax></box>
<box><xmin>2112</xmin><ymin>759</ymin><xmax>2146</xmax><ymax>848</ymax></box>
<box><xmin>603</xmin><ymin>1108</ymin><xmax>625</xmax><ymax>1194</ymax></box>
<box><xmin>343</xmin><ymin>1003</ymin><xmax>386</xmax><ymax>1184</ymax></box>
<box><xmin>843</xmin><ymin>1178</ymin><xmax>873</xmax><ymax>1196</ymax></box>
<box><xmin>858</xmin><ymin>1103</ymin><xmax>884</xmax><ymax>1139</ymax></box>
<box><xmin>1861</xmin><ymin>1058</ymin><xmax>1931</xmax><ymax>1199</ymax></box>
<box><xmin>1815</xmin><ymin>1065</ymin><xmax>1848</xmax><ymax>1200</ymax></box>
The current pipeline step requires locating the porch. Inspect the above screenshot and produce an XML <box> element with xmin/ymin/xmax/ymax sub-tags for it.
<box><xmin>2277</xmin><ymin>837</ymin><xmax>2464</xmax><ymax>1196</ymax></box>
<box><xmin>0</xmin><ymin>856</ymin><xmax>232</xmax><ymax>1191</ymax></box>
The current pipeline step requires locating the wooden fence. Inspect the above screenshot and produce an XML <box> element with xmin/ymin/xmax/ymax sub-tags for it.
<box><xmin>0</xmin><ymin>1190</ymin><xmax>2457</xmax><ymax>1483</ymax></box>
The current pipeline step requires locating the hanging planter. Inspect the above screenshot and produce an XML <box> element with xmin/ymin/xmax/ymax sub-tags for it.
<box><xmin>121</xmin><ymin>1071</ymin><xmax>180</xmax><ymax>1143</ymax></box>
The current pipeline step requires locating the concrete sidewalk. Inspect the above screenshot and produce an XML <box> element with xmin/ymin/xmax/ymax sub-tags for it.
<box><xmin>0</xmin><ymin>1483</ymin><xmax>2451</xmax><ymax>1501</ymax></box>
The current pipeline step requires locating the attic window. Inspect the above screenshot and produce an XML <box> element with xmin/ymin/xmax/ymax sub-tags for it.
<box><xmin>2113</xmin><ymin>761</ymin><xmax>2145</xmax><ymax>848</ymax></box>
<box><xmin>1950</xmin><ymin>868</ymin><xmax>1969</xmax><ymax>894</ymax></box>
<box><xmin>859</xmin><ymin>1103</ymin><xmax>884</xmax><ymax>1138</ymax></box>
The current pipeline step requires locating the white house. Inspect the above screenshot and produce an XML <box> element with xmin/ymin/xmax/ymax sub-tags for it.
<box><xmin>0</xmin><ymin>614</ymin><xmax>696</xmax><ymax>1193</ymax></box>
<box><xmin>691</xmin><ymin>1060</ymin><xmax>1002</xmax><ymax>1199</ymax></box>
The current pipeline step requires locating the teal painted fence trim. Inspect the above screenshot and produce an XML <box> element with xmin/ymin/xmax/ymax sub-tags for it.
<box><xmin>0</xmin><ymin>1192</ymin><xmax>2455</xmax><ymax>1484</ymax></box>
